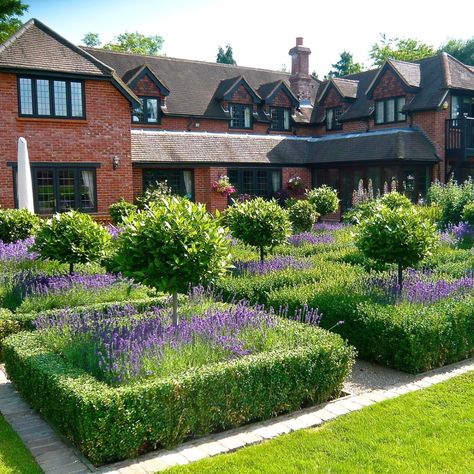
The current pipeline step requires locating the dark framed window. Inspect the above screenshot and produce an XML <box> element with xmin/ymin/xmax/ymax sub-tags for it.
<box><xmin>375</xmin><ymin>96</ymin><xmax>406</xmax><ymax>124</ymax></box>
<box><xmin>227</xmin><ymin>168</ymin><xmax>281</xmax><ymax>198</ymax></box>
<box><xmin>326</xmin><ymin>107</ymin><xmax>343</xmax><ymax>131</ymax></box>
<box><xmin>270</xmin><ymin>107</ymin><xmax>291</xmax><ymax>131</ymax></box>
<box><xmin>18</xmin><ymin>77</ymin><xmax>85</xmax><ymax>119</ymax></box>
<box><xmin>143</xmin><ymin>169</ymin><xmax>194</xmax><ymax>199</ymax></box>
<box><xmin>229</xmin><ymin>103</ymin><xmax>253</xmax><ymax>129</ymax></box>
<box><xmin>132</xmin><ymin>97</ymin><xmax>160</xmax><ymax>124</ymax></box>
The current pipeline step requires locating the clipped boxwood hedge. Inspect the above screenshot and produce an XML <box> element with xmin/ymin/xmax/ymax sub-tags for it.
<box><xmin>0</xmin><ymin>296</ymin><xmax>169</xmax><ymax>358</ymax></box>
<box><xmin>4</xmin><ymin>322</ymin><xmax>354</xmax><ymax>465</ymax></box>
<box><xmin>268</xmin><ymin>283</ymin><xmax>474</xmax><ymax>373</ymax></box>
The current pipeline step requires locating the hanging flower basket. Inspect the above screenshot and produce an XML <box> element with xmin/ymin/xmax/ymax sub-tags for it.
<box><xmin>212</xmin><ymin>175</ymin><xmax>236</xmax><ymax>197</ymax></box>
<box><xmin>287</xmin><ymin>176</ymin><xmax>303</xmax><ymax>190</ymax></box>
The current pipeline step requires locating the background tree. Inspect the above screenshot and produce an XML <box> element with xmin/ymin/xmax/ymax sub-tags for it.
<box><xmin>226</xmin><ymin>198</ymin><xmax>291</xmax><ymax>262</ymax></box>
<box><xmin>113</xmin><ymin>196</ymin><xmax>231</xmax><ymax>325</ymax></box>
<box><xmin>439</xmin><ymin>38</ymin><xmax>474</xmax><ymax>65</ymax></box>
<box><xmin>328</xmin><ymin>51</ymin><xmax>363</xmax><ymax>78</ymax></box>
<box><xmin>216</xmin><ymin>44</ymin><xmax>236</xmax><ymax>65</ymax></box>
<box><xmin>369</xmin><ymin>33</ymin><xmax>435</xmax><ymax>66</ymax></box>
<box><xmin>0</xmin><ymin>0</ymin><xmax>28</xmax><ymax>44</ymax></box>
<box><xmin>103</xmin><ymin>32</ymin><xmax>164</xmax><ymax>55</ymax></box>
<box><xmin>82</xmin><ymin>32</ymin><xmax>101</xmax><ymax>47</ymax></box>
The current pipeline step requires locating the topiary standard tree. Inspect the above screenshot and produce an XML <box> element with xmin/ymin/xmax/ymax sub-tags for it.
<box><xmin>112</xmin><ymin>196</ymin><xmax>232</xmax><ymax>325</ymax></box>
<box><xmin>109</xmin><ymin>199</ymin><xmax>137</xmax><ymax>226</ymax></box>
<box><xmin>226</xmin><ymin>197</ymin><xmax>292</xmax><ymax>262</ymax></box>
<box><xmin>306</xmin><ymin>185</ymin><xmax>339</xmax><ymax>218</ymax></box>
<box><xmin>0</xmin><ymin>208</ymin><xmax>40</xmax><ymax>243</ymax></box>
<box><xmin>286</xmin><ymin>199</ymin><xmax>319</xmax><ymax>233</ymax></box>
<box><xmin>32</xmin><ymin>210</ymin><xmax>111</xmax><ymax>274</ymax></box>
<box><xmin>355</xmin><ymin>203</ymin><xmax>437</xmax><ymax>291</ymax></box>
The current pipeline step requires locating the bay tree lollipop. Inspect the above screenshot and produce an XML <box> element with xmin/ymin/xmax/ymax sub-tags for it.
<box><xmin>112</xmin><ymin>196</ymin><xmax>232</xmax><ymax>325</ymax></box>
<box><xmin>226</xmin><ymin>197</ymin><xmax>292</xmax><ymax>262</ymax></box>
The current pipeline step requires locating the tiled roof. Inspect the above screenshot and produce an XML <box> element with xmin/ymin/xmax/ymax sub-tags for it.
<box><xmin>0</xmin><ymin>19</ymin><xmax>110</xmax><ymax>76</ymax></box>
<box><xmin>443</xmin><ymin>53</ymin><xmax>474</xmax><ymax>91</ymax></box>
<box><xmin>85</xmin><ymin>48</ymin><xmax>321</xmax><ymax>120</ymax></box>
<box><xmin>332</xmin><ymin>77</ymin><xmax>359</xmax><ymax>99</ymax></box>
<box><xmin>388</xmin><ymin>59</ymin><xmax>421</xmax><ymax>87</ymax></box>
<box><xmin>131</xmin><ymin>128</ymin><xmax>438</xmax><ymax>165</ymax></box>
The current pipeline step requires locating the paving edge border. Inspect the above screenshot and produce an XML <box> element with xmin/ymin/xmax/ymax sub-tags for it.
<box><xmin>1</xmin><ymin>359</ymin><xmax>473</xmax><ymax>474</ymax></box>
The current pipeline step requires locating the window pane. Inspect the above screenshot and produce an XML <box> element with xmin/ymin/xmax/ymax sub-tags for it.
<box><xmin>326</xmin><ymin>108</ymin><xmax>334</xmax><ymax>129</ymax></box>
<box><xmin>283</xmin><ymin>109</ymin><xmax>290</xmax><ymax>130</ymax></box>
<box><xmin>144</xmin><ymin>170</ymin><xmax>188</xmax><ymax>196</ymax></box>
<box><xmin>230</xmin><ymin>105</ymin><xmax>239</xmax><ymax>127</ymax></box>
<box><xmin>36</xmin><ymin>79</ymin><xmax>50</xmax><ymax>115</ymax></box>
<box><xmin>35</xmin><ymin>170</ymin><xmax>55</xmax><ymax>214</ymax></box>
<box><xmin>375</xmin><ymin>101</ymin><xmax>384</xmax><ymax>124</ymax></box>
<box><xmin>80</xmin><ymin>170</ymin><xmax>95</xmax><ymax>210</ymax></box>
<box><xmin>397</xmin><ymin>97</ymin><xmax>406</xmax><ymax>121</ymax></box>
<box><xmin>146</xmin><ymin>98</ymin><xmax>158</xmax><ymax>123</ymax></box>
<box><xmin>386</xmin><ymin>99</ymin><xmax>395</xmax><ymax>122</ymax></box>
<box><xmin>58</xmin><ymin>170</ymin><xmax>75</xmax><ymax>211</ymax></box>
<box><xmin>19</xmin><ymin>78</ymin><xmax>33</xmax><ymax>115</ymax></box>
<box><xmin>451</xmin><ymin>95</ymin><xmax>460</xmax><ymax>119</ymax></box>
<box><xmin>53</xmin><ymin>81</ymin><xmax>67</xmax><ymax>116</ymax></box>
<box><xmin>132</xmin><ymin>99</ymin><xmax>144</xmax><ymax>122</ymax></box>
<box><xmin>70</xmin><ymin>82</ymin><xmax>83</xmax><ymax>117</ymax></box>
<box><xmin>244</xmin><ymin>106</ymin><xmax>252</xmax><ymax>128</ymax></box>
<box><xmin>271</xmin><ymin>170</ymin><xmax>281</xmax><ymax>192</ymax></box>
<box><xmin>255</xmin><ymin>170</ymin><xmax>267</xmax><ymax>196</ymax></box>
<box><xmin>242</xmin><ymin>170</ymin><xmax>253</xmax><ymax>194</ymax></box>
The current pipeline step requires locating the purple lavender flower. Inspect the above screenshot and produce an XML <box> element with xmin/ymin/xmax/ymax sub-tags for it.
<box><xmin>288</xmin><ymin>232</ymin><xmax>335</xmax><ymax>246</ymax></box>
<box><xmin>449</xmin><ymin>222</ymin><xmax>474</xmax><ymax>244</ymax></box>
<box><xmin>312</xmin><ymin>222</ymin><xmax>347</xmax><ymax>233</ymax></box>
<box><xmin>0</xmin><ymin>237</ymin><xmax>37</xmax><ymax>262</ymax></box>
<box><xmin>234</xmin><ymin>256</ymin><xmax>312</xmax><ymax>274</ymax></box>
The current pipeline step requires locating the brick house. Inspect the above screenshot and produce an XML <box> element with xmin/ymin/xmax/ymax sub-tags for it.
<box><xmin>1</xmin><ymin>19</ymin><xmax>473</xmax><ymax>217</ymax></box>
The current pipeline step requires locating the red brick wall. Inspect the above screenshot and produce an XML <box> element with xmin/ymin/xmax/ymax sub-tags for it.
<box><xmin>372</xmin><ymin>68</ymin><xmax>406</xmax><ymax>100</ymax></box>
<box><xmin>228</xmin><ymin>84</ymin><xmax>252</xmax><ymax>104</ymax></box>
<box><xmin>194</xmin><ymin>167</ymin><xmax>228</xmax><ymax>212</ymax></box>
<box><xmin>132</xmin><ymin>75</ymin><xmax>163</xmax><ymax>97</ymax></box>
<box><xmin>132</xmin><ymin>167</ymin><xmax>143</xmax><ymax>201</ymax></box>
<box><xmin>322</xmin><ymin>87</ymin><xmax>343</xmax><ymax>108</ymax></box>
<box><xmin>0</xmin><ymin>72</ymin><xmax>133</xmax><ymax>214</ymax></box>
<box><xmin>272</xmin><ymin>89</ymin><xmax>292</xmax><ymax>107</ymax></box>
<box><xmin>282</xmin><ymin>167</ymin><xmax>312</xmax><ymax>191</ymax></box>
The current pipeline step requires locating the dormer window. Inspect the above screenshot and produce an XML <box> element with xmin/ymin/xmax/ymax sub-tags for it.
<box><xmin>375</xmin><ymin>96</ymin><xmax>406</xmax><ymax>124</ymax></box>
<box><xmin>229</xmin><ymin>103</ymin><xmax>252</xmax><ymax>129</ymax></box>
<box><xmin>270</xmin><ymin>107</ymin><xmax>291</xmax><ymax>131</ymax></box>
<box><xmin>132</xmin><ymin>97</ymin><xmax>160</xmax><ymax>124</ymax></box>
<box><xmin>326</xmin><ymin>107</ymin><xmax>343</xmax><ymax>131</ymax></box>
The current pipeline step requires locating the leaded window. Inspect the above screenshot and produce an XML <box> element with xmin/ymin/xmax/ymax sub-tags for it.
<box><xmin>270</xmin><ymin>107</ymin><xmax>291</xmax><ymax>131</ymax></box>
<box><xmin>375</xmin><ymin>96</ymin><xmax>406</xmax><ymax>124</ymax></box>
<box><xmin>326</xmin><ymin>107</ymin><xmax>343</xmax><ymax>130</ymax></box>
<box><xmin>227</xmin><ymin>168</ymin><xmax>281</xmax><ymax>198</ymax></box>
<box><xmin>143</xmin><ymin>169</ymin><xmax>193</xmax><ymax>199</ymax></box>
<box><xmin>18</xmin><ymin>77</ymin><xmax>85</xmax><ymax>119</ymax></box>
<box><xmin>132</xmin><ymin>97</ymin><xmax>160</xmax><ymax>124</ymax></box>
<box><xmin>229</xmin><ymin>103</ymin><xmax>253</xmax><ymax>129</ymax></box>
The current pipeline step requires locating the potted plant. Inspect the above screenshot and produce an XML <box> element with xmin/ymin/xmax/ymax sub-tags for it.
<box><xmin>212</xmin><ymin>175</ymin><xmax>236</xmax><ymax>197</ymax></box>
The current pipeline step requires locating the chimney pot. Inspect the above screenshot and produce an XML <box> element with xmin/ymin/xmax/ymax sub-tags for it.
<box><xmin>296</xmin><ymin>37</ymin><xmax>303</xmax><ymax>46</ymax></box>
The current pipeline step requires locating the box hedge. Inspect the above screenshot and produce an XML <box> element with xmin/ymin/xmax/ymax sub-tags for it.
<box><xmin>3</xmin><ymin>322</ymin><xmax>354</xmax><ymax>465</ymax></box>
<box><xmin>268</xmin><ymin>283</ymin><xmax>474</xmax><ymax>373</ymax></box>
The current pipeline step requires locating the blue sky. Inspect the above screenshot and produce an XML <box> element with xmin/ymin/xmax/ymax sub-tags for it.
<box><xmin>22</xmin><ymin>0</ymin><xmax>474</xmax><ymax>76</ymax></box>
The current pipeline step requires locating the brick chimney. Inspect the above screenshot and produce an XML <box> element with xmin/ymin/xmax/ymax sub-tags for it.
<box><xmin>289</xmin><ymin>37</ymin><xmax>312</xmax><ymax>106</ymax></box>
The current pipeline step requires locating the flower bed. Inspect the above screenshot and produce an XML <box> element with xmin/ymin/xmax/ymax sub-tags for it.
<box><xmin>3</xmin><ymin>304</ymin><xmax>354</xmax><ymax>464</ymax></box>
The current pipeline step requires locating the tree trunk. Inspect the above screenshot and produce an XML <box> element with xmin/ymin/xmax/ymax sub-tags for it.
<box><xmin>398</xmin><ymin>263</ymin><xmax>403</xmax><ymax>294</ymax></box>
<box><xmin>172</xmin><ymin>292</ymin><xmax>178</xmax><ymax>326</ymax></box>
<box><xmin>260</xmin><ymin>246</ymin><xmax>264</xmax><ymax>263</ymax></box>
<box><xmin>69</xmin><ymin>262</ymin><xmax>74</xmax><ymax>275</ymax></box>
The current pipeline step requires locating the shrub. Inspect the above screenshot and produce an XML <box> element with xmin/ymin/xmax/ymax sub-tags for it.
<box><xmin>32</xmin><ymin>211</ymin><xmax>111</xmax><ymax>274</ymax></box>
<box><xmin>3</xmin><ymin>322</ymin><xmax>354</xmax><ymax>464</ymax></box>
<box><xmin>226</xmin><ymin>198</ymin><xmax>292</xmax><ymax>262</ymax></box>
<box><xmin>355</xmin><ymin>203</ymin><xmax>437</xmax><ymax>290</ymax></box>
<box><xmin>0</xmin><ymin>209</ymin><xmax>40</xmax><ymax>243</ymax></box>
<box><xmin>462</xmin><ymin>202</ymin><xmax>474</xmax><ymax>225</ymax></box>
<box><xmin>379</xmin><ymin>191</ymin><xmax>412</xmax><ymax>209</ymax></box>
<box><xmin>109</xmin><ymin>199</ymin><xmax>136</xmax><ymax>225</ymax></box>
<box><xmin>286</xmin><ymin>199</ymin><xmax>319</xmax><ymax>233</ymax></box>
<box><xmin>112</xmin><ymin>196</ymin><xmax>231</xmax><ymax>324</ymax></box>
<box><xmin>306</xmin><ymin>185</ymin><xmax>339</xmax><ymax>217</ymax></box>
<box><xmin>137</xmin><ymin>181</ymin><xmax>172</xmax><ymax>209</ymax></box>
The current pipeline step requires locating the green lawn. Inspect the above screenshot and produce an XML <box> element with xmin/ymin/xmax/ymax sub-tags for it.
<box><xmin>0</xmin><ymin>414</ymin><xmax>42</xmax><ymax>474</ymax></box>
<box><xmin>167</xmin><ymin>371</ymin><xmax>474</xmax><ymax>474</ymax></box>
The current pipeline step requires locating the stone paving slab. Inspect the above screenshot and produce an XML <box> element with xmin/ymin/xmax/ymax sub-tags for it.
<box><xmin>1</xmin><ymin>358</ymin><xmax>473</xmax><ymax>473</ymax></box>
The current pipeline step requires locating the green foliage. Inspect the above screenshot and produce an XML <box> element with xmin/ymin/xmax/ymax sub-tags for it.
<box><xmin>0</xmin><ymin>0</ymin><xmax>28</xmax><ymax>44</ymax></box>
<box><xmin>286</xmin><ymin>199</ymin><xmax>319</xmax><ymax>233</ymax></box>
<box><xmin>439</xmin><ymin>37</ymin><xmax>474</xmax><ymax>66</ymax></box>
<box><xmin>216</xmin><ymin>44</ymin><xmax>236</xmax><ymax>65</ymax></box>
<box><xmin>328</xmin><ymin>51</ymin><xmax>363</xmax><ymax>78</ymax></box>
<box><xmin>103</xmin><ymin>31</ymin><xmax>164</xmax><ymax>55</ymax></box>
<box><xmin>355</xmin><ymin>204</ymin><xmax>437</xmax><ymax>286</ymax></box>
<box><xmin>109</xmin><ymin>199</ymin><xmax>137</xmax><ymax>226</ymax></box>
<box><xmin>0</xmin><ymin>208</ymin><xmax>40</xmax><ymax>243</ymax></box>
<box><xmin>3</xmin><ymin>324</ymin><xmax>354</xmax><ymax>464</ymax></box>
<box><xmin>426</xmin><ymin>178</ymin><xmax>474</xmax><ymax>227</ymax></box>
<box><xmin>462</xmin><ymin>202</ymin><xmax>474</xmax><ymax>225</ymax></box>
<box><xmin>113</xmin><ymin>196</ymin><xmax>231</xmax><ymax>295</ymax></box>
<box><xmin>136</xmin><ymin>180</ymin><xmax>172</xmax><ymax>209</ymax></box>
<box><xmin>369</xmin><ymin>33</ymin><xmax>435</xmax><ymax>66</ymax></box>
<box><xmin>31</xmin><ymin>211</ymin><xmax>111</xmax><ymax>273</ymax></box>
<box><xmin>306</xmin><ymin>185</ymin><xmax>339</xmax><ymax>216</ymax></box>
<box><xmin>81</xmin><ymin>32</ymin><xmax>101</xmax><ymax>47</ymax></box>
<box><xmin>379</xmin><ymin>191</ymin><xmax>412</xmax><ymax>209</ymax></box>
<box><xmin>226</xmin><ymin>198</ymin><xmax>292</xmax><ymax>261</ymax></box>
